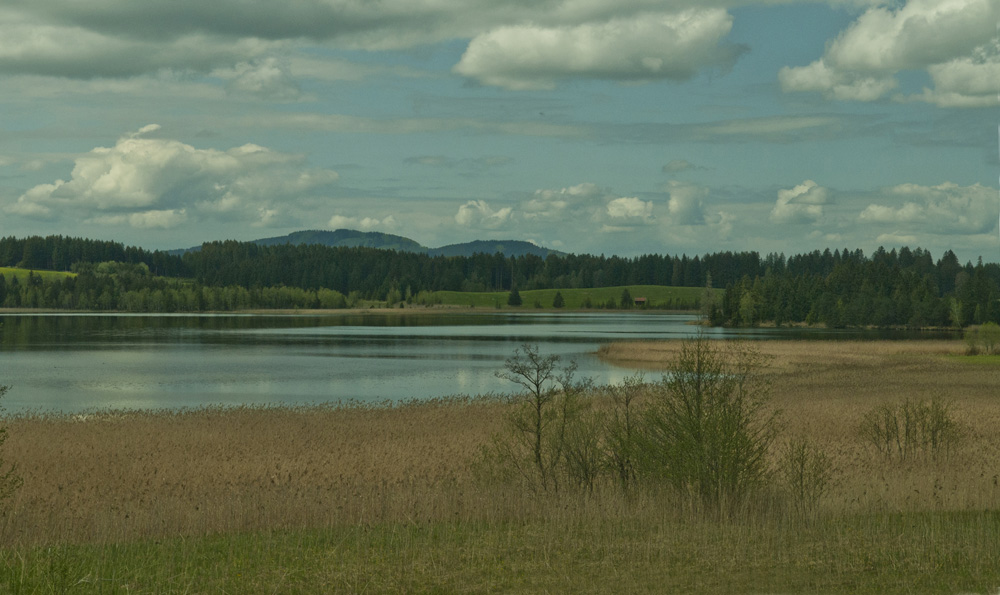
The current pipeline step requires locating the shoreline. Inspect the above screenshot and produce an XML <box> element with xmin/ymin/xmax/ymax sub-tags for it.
<box><xmin>1</xmin><ymin>339</ymin><xmax>999</xmax><ymax>590</ymax></box>
<box><xmin>0</xmin><ymin>306</ymin><xmax>701</xmax><ymax>316</ymax></box>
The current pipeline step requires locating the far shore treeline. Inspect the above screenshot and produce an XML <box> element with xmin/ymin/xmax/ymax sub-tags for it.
<box><xmin>1</xmin><ymin>234</ymin><xmax>999</xmax><ymax>328</ymax></box>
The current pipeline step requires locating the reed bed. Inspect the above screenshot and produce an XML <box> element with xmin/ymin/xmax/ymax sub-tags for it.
<box><xmin>600</xmin><ymin>340</ymin><xmax>1000</xmax><ymax>514</ymax></box>
<box><xmin>0</xmin><ymin>340</ymin><xmax>998</xmax><ymax>591</ymax></box>
<box><xmin>0</xmin><ymin>398</ymin><xmax>512</xmax><ymax>546</ymax></box>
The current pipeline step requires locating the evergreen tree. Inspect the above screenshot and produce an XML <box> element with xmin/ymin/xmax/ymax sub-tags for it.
<box><xmin>552</xmin><ymin>291</ymin><xmax>565</xmax><ymax>308</ymax></box>
<box><xmin>620</xmin><ymin>288</ymin><xmax>633</xmax><ymax>309</ymax></box>
<box><xmin>507</xmin><ymin>287</ymin><xmax>522</xmax><ymax>306</ymax></box>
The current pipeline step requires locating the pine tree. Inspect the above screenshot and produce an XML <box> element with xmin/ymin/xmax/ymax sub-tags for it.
<box><xmin>507</xmin><ymin>287</ymin><xmax>522</xmax><ymax>306</ymax></box>
<box><xmin>552</xmin><ymin>291</ymin><xmax>565</xmax><ymax>308</ymax></box>
<box><xmin>620</xmin><ymin>288</ymin><xmax>633</xmax><ymax>309</ymax></box>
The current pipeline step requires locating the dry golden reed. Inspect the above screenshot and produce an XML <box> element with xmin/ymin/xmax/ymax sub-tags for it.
<box><xmin>1</xmin><ymin>339</ymin><xmax>999</xmax><ymax>553</ymax></box>
<box><xmin>0</xmin><ymin>398</ymin><xmax>511</xmax><ymax>546</ymax></box>
<box><xmin>601</xmin><ymin>339</ymin><xmax>1000</xmax><ymax>513</ymax></box>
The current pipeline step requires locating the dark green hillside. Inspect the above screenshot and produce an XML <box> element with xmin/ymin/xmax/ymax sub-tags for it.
<box><xmin>255</xmin><ymin>229</ymin><xmax>428</xmax><ymax>252</ymax></box>
<box><xmin>429</xmin><ymin>240</ymin><xmax>564</xmax><ymax>259</ymax></box>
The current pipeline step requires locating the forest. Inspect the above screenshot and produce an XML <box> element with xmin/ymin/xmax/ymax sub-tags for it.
<box><xmin>0</xmin><ymin>234</ymin><xmax>998</xmax><ymax>328</ymax></box>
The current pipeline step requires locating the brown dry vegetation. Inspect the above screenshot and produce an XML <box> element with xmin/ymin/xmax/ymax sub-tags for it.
<box><xmin>0</xmin><ymin>399</ymin><xmax>511</xmax><ymax>546</ymax></box>
<box><xmin>600</xmin><ymin>340</ymin><xmax>1000</xmax><ymax>512</ymax></box>
<box><xmin>1</xmin><ymin>340</ymin><xmax>1000</xmax><ymax>591</ymax></box>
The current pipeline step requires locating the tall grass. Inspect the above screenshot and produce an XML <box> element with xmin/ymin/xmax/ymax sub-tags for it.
<box><xmin>1</xmin><ymin>340</ymin><xmax>999</xmax><ymax>590</ymax></box>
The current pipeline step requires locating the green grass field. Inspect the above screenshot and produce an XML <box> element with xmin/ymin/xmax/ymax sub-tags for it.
<box><xmin>3</xmin><ymin>511</ymin><xmax>999</xmax><ymax>593</ymax></box>
<box><xmin>0</xmin><ymin>267</ymin><xmax>75</xmax><ymax>283</ymax></box>
<box><xmin>425</xmin><ymin>285</ymin><xmax>715</xmax><ymax>310</ymax></box>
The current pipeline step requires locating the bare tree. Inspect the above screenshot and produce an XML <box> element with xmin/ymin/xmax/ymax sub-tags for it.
<box><xmin>493</xmin><ymin>344</ymin><xmax>581</xmax><ymax>492</ymax></box>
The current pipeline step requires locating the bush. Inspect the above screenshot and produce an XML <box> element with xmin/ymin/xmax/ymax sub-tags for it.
<box><xmin>859</xmin><ymin>395</ymin><xmax>962</xmax><ymax>461</ymax></box>
<box><xmin>639</xmin><ymin>337</ymin><xmax>779</xmax><ymax>512</ymax></box>
<box><xmin>603</xmin><ymin>374</ymin><xmax>646</xmax><ymax>491</ymax></box>
<box><xmin>965</xmin><ymin>322</ymin><xmax>1000</xmax><ymax>355</ymax></box>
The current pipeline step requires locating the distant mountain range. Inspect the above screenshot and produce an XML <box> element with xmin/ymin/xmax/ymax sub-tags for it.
<box><xmin>170</xmin><ymin>229</ymin><xmax>565</xmax><ymax>259</ymax></box>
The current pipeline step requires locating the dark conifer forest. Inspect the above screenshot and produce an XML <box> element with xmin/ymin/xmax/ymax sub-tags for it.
<box><xmin>0</xmin><ymin>234</ymin><xmax>996</xmax><ymax>328</ymax></box>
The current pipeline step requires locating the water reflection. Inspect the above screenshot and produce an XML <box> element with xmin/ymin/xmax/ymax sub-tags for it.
<box><xmin>0</xmin><ymin>312</ymin><xmax>959</xmax><ymax>413</ymax></box>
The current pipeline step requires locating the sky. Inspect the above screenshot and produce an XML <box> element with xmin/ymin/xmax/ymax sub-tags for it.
<box><xmin>1</xmin><ymin>0</ymin><xmax>998</xmax><ymax>262</ymax></box>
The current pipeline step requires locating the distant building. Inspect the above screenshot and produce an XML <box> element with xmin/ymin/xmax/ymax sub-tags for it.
<box><xmin>634</xmin><ymin>297</ymin><xmax>647</xmax><ymax>307</ymax></box>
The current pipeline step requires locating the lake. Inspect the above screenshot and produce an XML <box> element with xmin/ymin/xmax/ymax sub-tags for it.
<box><xmin>0</xmin><ymin>312</ymin><xmax>959</xmax><ymax>413</ymax></box>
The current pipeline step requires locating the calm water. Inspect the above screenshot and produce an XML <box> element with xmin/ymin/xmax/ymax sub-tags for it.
<box><xmin>0</xmin><ymin>312</ymin><xmax>959</xmax><ymax>413</ymax></box>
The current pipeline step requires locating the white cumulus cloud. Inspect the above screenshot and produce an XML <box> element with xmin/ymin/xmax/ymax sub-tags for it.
<box><xmin>666</xmin><ymin>181</ymin><xmax>707</xmax><ymax>225</ymax></box>
<box><xmin>770</xmin><ymin>180</ymin><xmax>829</xmax><ymax>224</ymax></box>
<box><xmin>779</xmin><ymin>0</ymin><xmax>1000</xmax><ymax>106</ymax></box>
<box><xmin>328</xmin><ymin>214</ymin><xmax>398</xmax><ymax>231</ymax></box>
<box><xmin>858</xmin><ymin>182</ymin><xmax>997</xmax><ymax>234</ymax></box>
<box><xmin>454</xmin><ymin>199</ymin><xmax>512</xmax><ymax>229</ymax></box>
<box><xmin>6</xmin><ymin>125</ymin><xmax>339</xmax><ymax>229</ymax></box>
<box><xmin>523</xmin><ymin>182</ymin><xmax>602</xmax><ymax>220</ymax></box>
<box><xmin>454</xmin><ymin>9</ymin><xmax>744</xmax><ymax>90</ymax></box>
<box><xmin>606</xmin><ymin>196</ymin><xmax>654</xmax><ymax>221</ymax></box>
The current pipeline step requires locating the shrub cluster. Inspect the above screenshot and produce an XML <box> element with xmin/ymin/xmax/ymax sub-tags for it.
<box><xmin>964</xmin><ymin>322</ymin><xmax>1000</xmax><ymax>355</ymax></box>
<box><xmin>859</xmin><ymin>395</ymin><xmax>962</xmax><ymax>461</ymax></box>
<box><xmin>482</xmin><ymin>339</ymin><xmax>831</xmax><ymax>515</ymax></box>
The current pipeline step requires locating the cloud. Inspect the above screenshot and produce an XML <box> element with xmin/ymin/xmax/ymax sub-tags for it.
<box><xmin>259</xmin><ymin>112</ymin><xmax>585</xmax><ymax>139</ymax></box>
<box><xmin>661</xmin><ymin>159</ymin><xmax>705</xmax><ymax>174</ymax></box>
<box><xmin>328</xmin><ymin>214</ymin><xmax>398</xmax><ymax>231</ymax></box>
<box><xmin>405</xmin><ymin>155</ymin><xmax>513</xmax><ymax>171</ymax></box>
<box><xmin>857</xmin><ymin>182</ymin><xmax>997</xmax><ymax>234</ymax></box>
<box><xmin>770</xmin><ymin>180</ymin><xmax>829</xmax><ymax>224</ymax></box>
<box><xmin>876</xmin><ymin>232</ymin><xmax>920</xmax><ymax>245</ymax></box>
<box><xmin>0</xmin><ymin>11</ymin><xmax>281</xmax><ymax>79</ymax></box>
<box><xmin>523</xmin><ymin>182</ymin><xmax>602</xmax><ymax>221</ymax></box>
<box><xmin>86</xmin><ymin>209</ymin><xmax>188</xmax><ymax>229</ymax></box>
<box><xmin>454</xmin><ymin>199</ymin><xmax>512</xmax><ymax>229</ymax></box>
<box><xmin>220</xmin><ymin>58</ymin><xmax>302</xmax><ymax>100</ymax></box>
<box><xmin>666</xmin><ymin>181</ymin><xmax>707</xmax><ymax>225</ymax></box>
<box><xmin>780</xmin><ymin>0</ymin><xmax>1000</xmax><ymax>106</ymax></box>
<box><xmin>915</xmin><ymin>41</ymin><xmax>1000</xmax><ymax>108</ymax></box>
<box><xmin>6</xmin><ymin>125</ymin><xmax>339</xmax><ymax>229</ymax></box>
<box><xmin>454</xmin><ymin>9</ymin><xmax>745</xmax><ymax>89</ymax></box>
<box><xmin>1</xmin><ymin>2</ymin><xmax>743</xmax><ymax>88</ymax></box>
<box><xmin>606</xmin><ymin>197</ymin><xmax>654</xmax><ymax>221</ymax></box>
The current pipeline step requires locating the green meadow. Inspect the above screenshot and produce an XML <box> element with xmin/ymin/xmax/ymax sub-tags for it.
<box><xmin>0</xmin><ymin>267</ymin><xmax>75</xmax><ymax>283</ymax></box>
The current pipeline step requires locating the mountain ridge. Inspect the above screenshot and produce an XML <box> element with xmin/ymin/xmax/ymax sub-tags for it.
<box><xmin>170</xmin><ymin>229</ymin><xmax>564</xmax><ymax>259</ymax></box>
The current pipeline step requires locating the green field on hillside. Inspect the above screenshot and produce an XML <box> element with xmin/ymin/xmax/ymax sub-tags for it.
<box><xmin>424</xmin><ymin>285</ymin><xmax>715</xmax><ymax>310</ymax></box>
<box><xmin>0</xmin><ymin>267</ymin><xmax>76</xmax><ymax>283</ymax></box>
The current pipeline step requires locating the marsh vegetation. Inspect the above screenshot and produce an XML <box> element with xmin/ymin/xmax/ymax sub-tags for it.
<box><xmin>0</xmin><ymin>339</ymin><xmax>997</xmax><ymax>591</ymax></box>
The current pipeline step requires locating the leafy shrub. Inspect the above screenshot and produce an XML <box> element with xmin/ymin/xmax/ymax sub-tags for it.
<box><xmin>965</xmin><ymin>322</ymin><xmax>1000</xmax><ymax>355</ymax></box>
<box><xmin>603</xmin><ymin>374</ymin><xmax>646</xmax><ymax>491</ymax></box>
<box><xmin>639</xmin><ymin>337</ymin><xmax>780</xmax><ymax>512</ymax></box>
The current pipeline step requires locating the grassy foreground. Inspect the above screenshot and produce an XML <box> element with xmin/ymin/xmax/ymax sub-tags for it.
<box><xmin>1</xmin><ymin>340</ymin><xmax>999</xmax><ymax>592</ymax></box>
